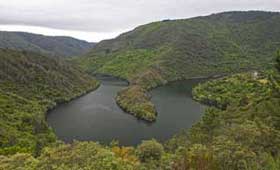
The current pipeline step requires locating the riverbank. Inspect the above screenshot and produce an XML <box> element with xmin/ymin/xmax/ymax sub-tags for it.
<box><xmin>115</xmin><ymin>74</ymin><xmax>219</xmax><ymax>122</ymax></box>
<box><xmin>45</xmin><ymin>80</ymin><xmax>100</xmax><ymax>114</ymax></box>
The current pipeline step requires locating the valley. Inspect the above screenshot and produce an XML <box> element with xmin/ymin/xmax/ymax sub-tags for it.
<box><xmin>0</xmin><ymin>10</ymin><xmax>280</xmax><ymax>170</ymax></box>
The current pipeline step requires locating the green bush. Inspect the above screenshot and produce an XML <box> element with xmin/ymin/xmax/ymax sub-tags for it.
<box><xmin>136</xmin><ymin>139</ymin><xmax>164</xmax><ymax>162</ymax></box>
<box><xmin>173</xmin><ymin>144</ymin><xmax>218</xmax><ymax>170</ymax></box>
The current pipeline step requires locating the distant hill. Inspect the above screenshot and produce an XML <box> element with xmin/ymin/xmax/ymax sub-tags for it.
<box><xmin>0</xmin><ymin>31</ymin><xmax>95</xmax><ymax>57</ymax></box>
<box><xmin>78</xmin><ymin>11</ymin><xmax>280</xmax><ymax>88</ymax></box>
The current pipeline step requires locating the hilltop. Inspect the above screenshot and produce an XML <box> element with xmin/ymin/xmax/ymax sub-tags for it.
<box><xmin>0</xmin><ymin>31</ymin><xmax>95</xmax><ymax>57</ymax></box>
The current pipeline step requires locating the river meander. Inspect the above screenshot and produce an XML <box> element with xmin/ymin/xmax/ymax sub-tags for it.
<box><xmin>47</xmin><ymin>77</ymin><xmax>205</xmax><ymax>145</ymax></box>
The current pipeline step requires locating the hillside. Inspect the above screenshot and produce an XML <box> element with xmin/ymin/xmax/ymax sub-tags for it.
<box><xmin>0</xmin><ymin>31</ymin><xmax>95</xmax><ymax>57</ymax></box>
<box><xmin>1</xmin><ymin>59</ymin><xmax>279</xmax><ymax>170</ymax></box>
<box><xmin>79</xmin><ymin>11</ymin><xmax>280</xmax><ymax>85</ymax></box>
<box><xmin>77</xmin><ymin>11</ymin><xmax>280</xmax><ymax>121</ymax></box>
<box><xmin>0</xmin><ymin>49</ymin><xmax>99</xmax><ymax>155</ymax></box>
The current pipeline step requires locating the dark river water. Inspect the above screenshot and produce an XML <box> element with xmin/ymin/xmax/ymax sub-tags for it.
<box><xmin>47</xmin><ymin>77</ymin><xmax>205</xmax><ymax>146</ymax></box>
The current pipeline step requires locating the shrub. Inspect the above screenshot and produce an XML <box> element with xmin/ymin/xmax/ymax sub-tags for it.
<box><xmin>136</xmin><ymin>139</ymin><xmax>164</xmax><ymax>162</ymax></box>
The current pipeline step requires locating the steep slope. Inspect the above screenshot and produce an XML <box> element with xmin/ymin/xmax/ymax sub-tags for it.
<box><xmin>79</xmin><ymin>11</ymin><xmax>280</xmax><ymax>85</ymax></box>
<box><xmin>0</xmin><ymin>49</ymin><xmax>99</xmax><ymax>155</ymax></box>
<box><xmin>0</xmin><ymin>31</ymin><xmax>95</xmax><ymax>57</ymax></box>
<box><xmin>77</xmin><ymin>11</ymin><xmax>280</xmax><ymax>121</ymax></box>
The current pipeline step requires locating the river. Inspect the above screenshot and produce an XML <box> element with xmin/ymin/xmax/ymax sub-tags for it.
<box><xmin>47</xmin><ymin>77</ymin><xmax>205</xmax><ymax>145</ymax></box>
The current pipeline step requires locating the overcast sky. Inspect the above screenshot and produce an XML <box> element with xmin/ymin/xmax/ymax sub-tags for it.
<box><xmin>0</xmin><ymin>0</ymin><xmax>279</xmax><ymax>42</ymax></box>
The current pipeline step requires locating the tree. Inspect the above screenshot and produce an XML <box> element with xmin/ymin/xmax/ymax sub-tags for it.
<box><xmin>174</xmin><ymin>144</ymin><xmax>218</xmax><ymax>170</ymax></box>
<box><xmin>136</xmin><ymin>139</ymin><xmax>164</xmax><ymax>162</ymax></box>
<box><xmin>276</xmin><ymin>50</ymin><xmax>280</xmax><ymax>72</ymax></box>
<box><xmin>271</xmin><ymin>50</ymin><xmax>280</xmax><ymax>95</ymax></box>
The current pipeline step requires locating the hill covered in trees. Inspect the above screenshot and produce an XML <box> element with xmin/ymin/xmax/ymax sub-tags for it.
<box><xmin>77</xmin><ymin>11</ymin><xmax>280</xmax><ymax>121</ymax></box>
<box><xmin>0</xmin><ymin>31</ymin><xmax>95</xmax><ymax>57</ymax></box>
<box><xmin>0</xmin><ymin>49</ymin><xmax>99</xmax><ymax>156</ymax></box>
<box><xmin>79</xmin><ymin>11</ymin><xmax>280</xmax><ymax>84</ymax></box>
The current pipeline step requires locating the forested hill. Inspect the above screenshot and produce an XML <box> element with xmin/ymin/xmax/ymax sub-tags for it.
<box><xmin>0</xmin><ymin>49</ymin><xmax>99</xmax><ymax>155</ymax></box>
<box><xmin>77</xmin><ymin>11</ymin><xmax>280</xmax><ymax>121</ymax></box>
<box><xmin>0</xmin><ymin>31</ymin><xmax>95</xmax><ymax>57</ymax></box>
<box><xmin>78</xmin><ymin>11</ymin><xmax>280</xmax><ymax>87</ymax></box>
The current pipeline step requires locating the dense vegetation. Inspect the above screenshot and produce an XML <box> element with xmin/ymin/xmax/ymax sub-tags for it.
<box><xmin>79</xmin><ymin>11</ymin><xmax>280</xmax><ymax>83</ymax></box>
<box><xmin>1</xmin><ymin>53</ymin><xmax>279</xmax><ymax>169</ymax></box>
<box><xmin>0</xmin><ymin>31</ymin><xmax>94</xmax><ymax>57</ymax></box>
<box><xmin>193</xmin><ymin>72</ymin><xmax>271</xmax><ymax>109</ymax></box>
<box><xmin>0</xmin><ymin>142</ymin><xmax>138</xmax><ymax>170</ymax></box>
<box><xmin>179</xmin><ymin>72</ymin><xmax>280</xmax><ymax>170</ymax></box>
<box><xmin>116</xmin><ymin>85</ymin><xmax>157</xmax><ymax>121</ymax></box>
<box><xmin>0</xmin><ymin>49</ymin><xmax>99</xmax><ymax>156</ymax></box>
<box><xmin>77</xmin><ymin>11</ymin><xmax>280</xmax><ymax>120</ymax></box>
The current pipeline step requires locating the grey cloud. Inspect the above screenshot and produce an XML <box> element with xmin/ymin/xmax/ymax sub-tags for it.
<box><xmin>0</xmin><ymin>0</ymin><xmax>279</xmax><ymax>33</ymax></box>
